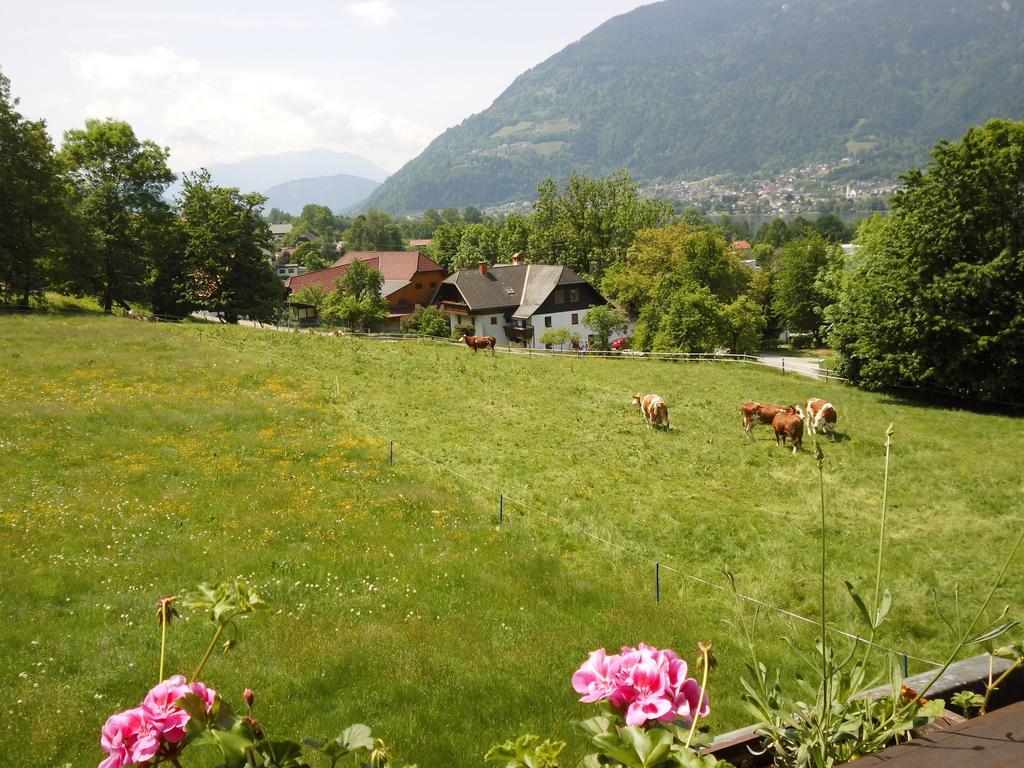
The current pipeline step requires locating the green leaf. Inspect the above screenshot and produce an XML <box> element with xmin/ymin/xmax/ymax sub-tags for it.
<box><xmin>876</xmin><ymin>589</ymin><xmax>892</xmax><ymax>627</ymax></box>
<box><xmin>966</xmin><ymin>620</ymin><xmax>1019</xmax><ymax>646</ymax></box>
<box><xmin>340</xmin><ymin>723</ymin><xmax>375</xmax><ymax>752</ymax></box>
<box><xmin>845</xmin><ymin>580</ymin><xmax>873</xmax><ymax>630</ymax></box>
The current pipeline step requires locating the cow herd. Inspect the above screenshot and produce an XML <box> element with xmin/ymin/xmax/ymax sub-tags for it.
<box><xmin>633</xmin><ymin>392</ymin><xmax>838</xmax><ymax>454</ymax></box>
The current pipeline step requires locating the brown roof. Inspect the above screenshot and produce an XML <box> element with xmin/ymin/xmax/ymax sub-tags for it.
<box><xmin>287</xmin><ymin>251</ymin><xmax>444</xmax><ymax>299</ymax></box>
<box><xmin>408</xmin><ymin>239</ymin><xmax>433</xmax><ymax>247</ymax></box>
<box><xmin>732</xmin><ymin>240</ymin><xmax>752</xmax><ymax>250</ymax></box>
<box><xmin>438</xmin><ymin>264</ymin><xmax>590</xmax><ymax>314</ymax></box>
<box><xmin>330</xmin><ymin>251</ymin><xmax>443</xmax><ymax>281</ymax></box>
<box><xmin>286</xmin><ymin>265</ymin><xmax>348</xmax><ymax>294</ymax></box>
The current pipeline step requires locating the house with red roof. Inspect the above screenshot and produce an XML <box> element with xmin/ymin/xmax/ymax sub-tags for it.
<box><xmin>285</xmin><ymin>251</ymin><xmax>446</xmax><ymax>329</ymax></box>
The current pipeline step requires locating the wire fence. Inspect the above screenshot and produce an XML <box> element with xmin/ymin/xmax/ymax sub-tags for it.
<box><xmin>201</xmin><ymin>325</ymin><xmax>945</xmax><ymax>669</ymax></box>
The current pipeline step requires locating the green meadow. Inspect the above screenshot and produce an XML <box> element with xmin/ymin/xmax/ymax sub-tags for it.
<box><xmin>2</xmin><ymin>314</ymin><xmax>1022</xmax><ymax>767</ymax></box>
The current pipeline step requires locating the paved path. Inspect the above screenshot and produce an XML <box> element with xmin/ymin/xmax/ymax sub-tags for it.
<box><xmin>756</xmin><ymin>352</ymin><xmax>823</xmax><ymax>380</ymax></box>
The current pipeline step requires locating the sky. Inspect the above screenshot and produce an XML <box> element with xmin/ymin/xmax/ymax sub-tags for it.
<box><xmin>1</xmin><ymin>0</ymin><xmax>650</xmax><ymax>174</ymax></box>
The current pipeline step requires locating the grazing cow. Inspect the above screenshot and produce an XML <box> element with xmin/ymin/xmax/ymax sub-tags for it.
<box><xmin>330</xmin><ymin>329</ymin><xmax>343</xmax><ymax>337</ymax></box>
<box><xmin>804</xmin><ymin>398</ymin><xmax>838</xmax><ymax>438</ymax></box>
<box><xmin>741</xmin><ymin>402</ymin><xmax>798</xmax><ymax>440</ymax></box>
<box><xmin>127</xmin><ymin>309</ymin><xmax>148</xmax><ymax>322</ymax></box>
<box><xmin>460</xmin><ymin>334</ymin><xmax>496</xmax><ymax>355</ymax></box>
<box><xmin>633</xmin><ymin>393</ymin><xmax>670</xmax><ymax>430</ymax></box>
<box><xmin>773</xmin><ymin>407</ymin><xmax>804</xmax><ymax>454</ymax></box>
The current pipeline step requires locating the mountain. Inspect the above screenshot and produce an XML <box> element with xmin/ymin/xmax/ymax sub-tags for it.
<box><xmin>262</xmin><ymin>173</ymin><xmax>381</xmax><ymax>215</ymax></box>
<box><xmin>177</xmin><ymin>149</ymin><xmax>389</xmax><ymax>196</ymax></box>
<box><xmin>365</xmin><ymin>0</ymin><xmax>1024</xmax><ymax>213</ymax></box>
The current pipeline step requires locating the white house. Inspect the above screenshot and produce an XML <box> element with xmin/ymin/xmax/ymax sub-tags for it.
<box><xmin>430</xmin><ymin>255</ymin><xmax>628</xmax><ymax>348</ymax></box>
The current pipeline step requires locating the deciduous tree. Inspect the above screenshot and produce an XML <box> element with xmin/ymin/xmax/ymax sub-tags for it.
<box><xmin>59</xmin><ymin>119</ymin><xmax>175</xmax><ymax>312</ymax></box>
<box><xmin>831</xmin><ymin>119</ymin><xmax>1024</xmax><ymax>400</ymax></box>
<box><xmin>176</xmin><ymin>170</ymin><xmax>282</xmax><ymax>324</ymax></box>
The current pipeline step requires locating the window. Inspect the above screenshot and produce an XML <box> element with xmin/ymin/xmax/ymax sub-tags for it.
<box><xmin>554</xmin><ymin>290</ymin><xmax>565</xmax><ymax>304</ymax></box>
<box><xmin>490</xmin><ymin>316</ymin><xmax>498</xmax><ymax>325</ymax></box>
<box><xmin>415</xmin><ymin>282</ymin><xmax>423</xmax><ymax>290</ymax></box>
<box><xmin>430</xmin><ymin>282</ymin><xmax>437</xmax><ymax>288</ymax></box>
<box><xmin>569</xmin><ymin>288</ymin><xmax>580</xmax><ymax>303</ymax></box>
<box><xmin>571</xmin><ymin>313</ymin><xmax>579</xmax><ymax>325</ymax></box>
<box><xmin>544</xmin><ymin>316</ymin><xmax>552</xmax><ymax>328</ymax></box>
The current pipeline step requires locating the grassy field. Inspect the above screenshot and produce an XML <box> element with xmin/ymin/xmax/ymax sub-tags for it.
<box><xmin>1</xmin><ymin>314</ymin><xmax>1022</xmax><ymax>767</ymax></box>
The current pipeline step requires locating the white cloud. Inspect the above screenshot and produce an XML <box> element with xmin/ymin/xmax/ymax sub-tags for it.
<box><xmin>76</xmin><ymin>47</ymin><xmax>200</xmax><ymax>90</ymax></box>
<box><xmin>345</xmin><ymin>1</ymin><xmax>398</xmax><ymax>27</ymax></box>
<box><xmin>71</xmin><ymin>46</ymin><xmax>431</xmax><ymax>172</ymax></box>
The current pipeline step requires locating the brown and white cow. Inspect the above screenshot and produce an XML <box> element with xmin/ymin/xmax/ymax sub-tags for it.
<box><xmin>459</xmin><ymin>334</ymin><xmax>496</xmax><ymax>355</ymax></box>
<box><xmin>804</xmin><ymin>398</ymin><xmax>838</xmax><ymax>438</ymax></box>
<box><xmin>741</xmin><ymin>402</ymin><xmax>798</xmax><ymax>440</ymax></box>
<box><xmin>773</xmin><ymin>407</ymin><xmax>804</xmax><ymax>454</ymax></box>
<box><xmin>633</xmin><ymin>393</ymin><xmax>670</xmax><ymax>430</ymax></box>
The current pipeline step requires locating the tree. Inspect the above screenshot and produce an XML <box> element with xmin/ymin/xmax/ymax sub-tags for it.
<box><xmin>722</xmin><ymin>295</ymin><xmax>767</xmax><ymax>355</ymax></box>
<box><xmin>462</xmin><ymin>206</ymin><xmax>484</xmax><ymax>224</ymax></box>
<box><xmin>321</xmin><ymin>259</ymin><xmax>389</xmax><ymax>330</ymax></box>
<box><xmin>0</xmin><ymin>70</ymin><xmax>67</xmax><ymax>308</ymax></box>
<box><xmin>497</xmin><ymin>213</ymin><xmax>532</xmax><ymax>262</ymax></box>
<box><xmin>59</xmin><ymin>119</ymin><xmax>175</xmax><ymax>312</ymax></box>
<box><xmin>176</xmin><ymin>171</ymin><xmax>283</xmax><ymax>324</ymax></box>
<box><xmin>452</xmin><ymin>223</ymin><xmax>499</xmax><ymax>270</ymax></box>
<box><xmin>292</xmin><ymin>283</ymin><xmax>328</xmax><ymax>314</ymax></box>
<box><xmin>530</xmin><ymin>171</ymin><xmax>671</xmax><ymax>281</ymax></box>
<box><xmin>583</xmin><ymin>304</ymin><xmax>629</xmax><ymax>350</ymax></box>
<box><xmin>539</xmin><ymin>327</ymin><xmax>575</xmax><ymax>350</ymax></box>
<box><xmin>772</xmin><ymin>235</ymin><xmax>832</xmax><ymax>343</ymax></box>
<box><xmin>399</xmin><ymin>304</ymin><xmax>449</xmax><ymax>337</ymax></box>
<box><xmin>429</xmin><ymin>223</ymin><xmax>465</xmax><ymax>271</ymax></box>
<box><xmin>344</xmin><ymin>210</ymin><xmax>403</xmax><ymax>251</ymax></box>
<box><xmin>831</xmin><ymin>119</ymin><xmax>1024</xmax><ymax>400</ymax></box>
<box><xmin>266</xmin><ymin>207</ymin><xmax>294</xmax><ymax>224</ymax></box>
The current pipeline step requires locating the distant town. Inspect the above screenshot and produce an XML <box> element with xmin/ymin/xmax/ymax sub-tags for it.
<box><xmin>484</xmin><ymin>160</ymin><xmax>898</xmax><ymax>219</ymax></box>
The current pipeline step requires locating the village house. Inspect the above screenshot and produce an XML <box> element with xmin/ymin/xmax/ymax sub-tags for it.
<box><xmin>285</xmin><ymin>251</ymin><xmax>445</xmax><ymax>329</ymax></box>
<box><xmin>430</xmin><ymin>254</ymin><xmax>624</xmax><ymax>348</ymax></box>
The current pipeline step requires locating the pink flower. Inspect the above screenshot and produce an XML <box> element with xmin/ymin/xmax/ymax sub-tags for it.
<box><xmin>572</xmin><ymin>649</ymin><xmax>619</xmax><ymax>703</ymax></box>
<box><xmin>141</xmin><ymin>676</ymin><xmax>217</xmax><ymax>744</ymax></box>
<box><xmin>99</xmin><ymin>707</ymin><xmax>160</xmax><ymax>768</ymax></box>
<box><xmin>572</xmin><ymin>644</ymin><xmax>710</xmax><ymax>728</ymax></box>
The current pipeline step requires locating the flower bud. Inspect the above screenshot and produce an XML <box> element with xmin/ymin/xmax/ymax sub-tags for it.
<box><xmin>244</xmin><ymin>688</ymin><xmax>255</xmax><ymax>710</ymax></box>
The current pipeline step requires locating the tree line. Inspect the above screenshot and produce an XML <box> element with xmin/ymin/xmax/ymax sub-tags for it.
<box><xmin>1</xmin><ymin>71</ymin><xmax>282</xmax><ymax>322</ymax></box>
<box><xmin>3</xmin><ymin>65</ymin><xmax>1021</xmax><ymax>400</ymax></box>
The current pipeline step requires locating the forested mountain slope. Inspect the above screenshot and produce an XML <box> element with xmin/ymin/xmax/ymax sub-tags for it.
<box><xmin>366</xmin><ymin>0</ymin><xmax>1024</xmax><ymax>212</ymax></box>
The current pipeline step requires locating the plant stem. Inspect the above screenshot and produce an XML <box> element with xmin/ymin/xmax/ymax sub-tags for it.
<box><xmin>684</xmin><ymin>648</ymin><xmax>711</xmax><ymax>750</ymax></box>
<box><xmin>192</xmin><ymin>623</ymin><xmax>224</xmax><ymax>682</ymax></box>
<box><xmin>918</xmin><ymin>528</ymin><xmax>1024</xmax><ymax>701</ymax></box>
<box><xmin>870</xmin><ymin>425</ymin><xmax>895</xmax><ymax>650</ymax></box>
<box><xmin>981</xmin><ymin>658</ymin><xmax>1022</xmax><ymax>715</ymax></box>
<box><xmin>159</xmin><ymin>601</ymin><xmax>168</xmax><ymax>683</ymax></box>
<box><xmin>816</xmin><ymin>443</ymin><xmax>829</xmax><ymax>754</ymax></box>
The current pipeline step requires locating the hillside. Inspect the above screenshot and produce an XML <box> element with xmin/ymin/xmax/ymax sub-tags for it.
<box><xmin>365</xmin><ymin>0</ymin><xmax>1024</xmax><ymax>212</ymax></box>
<box><xmin>3</xmin><ymin>314</ymin><xmax>1022</xmax><ymax>766</ymax></box>
<box><xmin>262</xmin><ymin>172</ymin><xmax>381</xmax><ymax>215</ymax></box>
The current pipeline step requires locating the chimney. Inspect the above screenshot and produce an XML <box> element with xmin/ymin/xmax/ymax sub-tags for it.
<box><xmin>511</xmin><ymin>252</ymin><xmax>523</xmax><ymax>265</ymax></box>
<box><xmin>478</xmin><ymin>261</ymin><xmax>488</xmax><ymax>275</ymax></box>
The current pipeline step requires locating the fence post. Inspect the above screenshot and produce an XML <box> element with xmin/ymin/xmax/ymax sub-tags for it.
<box><xmin>655</xmin><ymin>563</ymin><xmax>661</xmax><ymax>603</ymax></box>
<box><xmin>389</xmin><ymin>441</ymin><xmax>394</xmax><ymax>466</ymax></box>
<box><xmin>781</xmin><ymin>358</ymin><xmax>786</xmax><ymax>376</ymax></box>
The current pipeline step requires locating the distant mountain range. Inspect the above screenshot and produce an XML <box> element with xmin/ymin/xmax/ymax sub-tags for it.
<box><xmin>262</xmin><ymin>173</ymin><xmax>381</xmax><ymax>215</ymax></box>
<box><xmin>364</xmin><ymin>0</ymin><xmax>1024</xmax><ymax>213</ymax></box>
<box><xmin>169</xmin><ymin>149</ymin><xmax>389</xmax><ymax>213</ymax></box>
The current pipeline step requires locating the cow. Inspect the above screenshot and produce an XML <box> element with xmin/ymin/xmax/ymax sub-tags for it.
<box><xmin>804</xmin><ymin>398</ymin><xmax>838</xmax><ymax>439</ymax></box>
<box><xmin>127</xmin><ymin>309</ymin><xmax>148</xmax><ymax>322</ymax></box>
<box><xmin>633</xmin><ymin>393</ymin><xmax>670</xmax><ymax>430</ymax></box>
<box><xmin>773</xmin><ymin>407</ymin><xmax>805</xmax><ymax>454</ymax></box>
<box><xmin>460</xmin><ymin>334</ymin><xmax>496</xmax><ymax>355</ymax></box>
<box><xmin>741</xmin><ymin>402</ymin><xmax>798</xmax><ymax>440</ymax></box>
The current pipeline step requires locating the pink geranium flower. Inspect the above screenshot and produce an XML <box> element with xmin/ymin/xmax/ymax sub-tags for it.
<box><xmin>141</xmin><ymin>675</ymin><xmax>217</xmax><ymax>744</ymax></box>
<box><xmin>99</xmin><ymin>707</ymin><xmax>160</xmax><ymax>768</ymax></box>
<box><xmin>572</xmin><ymin>649</ymin><xmax>619</xmax><ymax>703</ymax></box>
<box><xmin>572</xmin><ymin>643</ymin><xmax>710</xmax><ymax>728</ymax></box>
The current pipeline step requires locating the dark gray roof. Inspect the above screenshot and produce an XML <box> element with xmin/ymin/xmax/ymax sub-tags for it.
<box><xmin>441</xmin><ymin>264</ymin><xmax>589</xmax><ymax>313</ymax></box>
